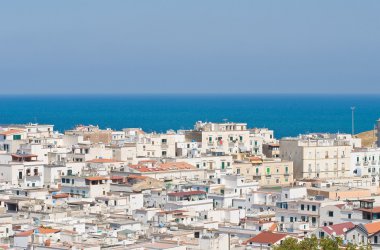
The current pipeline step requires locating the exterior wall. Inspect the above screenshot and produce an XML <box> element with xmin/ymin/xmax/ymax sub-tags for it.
<box><xmin>136</xmin><ymin>133</ymin><xmax>180</xmax><ymax>158</ymax></box>
<box><xmin>165</xmin><ymin>199</ymin><xmax>214</xmax><ymax>212</ymax></box>
<box><xmin>351</xmin><ymin>148</ymin><xmax>380</xmax><ymax>177</ymax></box>
<box><xmin>346</xmin><ymin>228</ymin><xmax>368</xmax><ymax>246</ymax></box>
<box><xmin>111</xmin><ymin>145</ymin><xmax>137</xmax><ymax>164</ymax></box>
<box><xmin>233</xmin><ymin>160</ymin><xmax>293</xmax><ymax>186</ymax></box>
<box><xmin>307</xmin><ymin>188</ymin><xmax>371</xmax><ymax>200</ymax></box>
<box><xmin>280</xmin><ymin>137</ymin><xmax>352</xmax><ymax>180</ymax></box>
<box><xmin>0</xmin><ymin>162</ymin><xmax>44</xmax><ymax>187</ymax></box>
<box><xmin>126</xmin><ymin>167</ymin><xmax>206</xmax><ymax>181</ymax></box>
<box><xmin>179</xmin><ymin>155</ymin><xmax>233</xmax><ymax>175</ymax></box>
<box><xmin>61</xmin><ymin>176</ymin><xmax>111</xmax><ymax>198</ymax></box>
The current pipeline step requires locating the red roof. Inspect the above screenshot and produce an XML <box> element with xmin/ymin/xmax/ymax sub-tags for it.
<box><xmin>244</xmin><ymin>231</ymin><xmax>288</xmax><ymax>245</ymax></box>
<box><xmin>168</xmin><ymin>190</ymin><xmax>206</xmax><ymax>197</ymax></box>
<box><xmin>365</xmin><ymin>221</ymin><xmax>380</xmax><ymax>234</ymax></box>
<box><xmin>0</xmin><ymin>129</ymin><xmax>24</xmax><ymax>136</ymax></box>
<box><xmin>85</xmin><ymin>176</ymin><xmax>109</xmax><ymax>181</ymax></box>
<box><xmin>15</xmin><ymin>227</ymin><xmax>60</xmax><ymax>237</ymax></box>
<box><xmin>358</xmin><ymin>207</ymin><xmax>380</xmax><ymax>213</ymax></box>
<box><xmin>321</xmin><ymin>222</ymin><xmax>355</xmax><ymax>236</ymax></box>
<box><xmin>86</xmin><ymin>158</ymin><xmax>118</xmax><ymax>163</ymax></box>
<box><xmin>52</xmin><ymin>193</ymin><xmax>69</xmax><ymax>199</ymax></box>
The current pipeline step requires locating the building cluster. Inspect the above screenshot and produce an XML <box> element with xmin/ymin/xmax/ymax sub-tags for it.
<box><xmin>0</xmin><ymin>120</ymin><xmax>380</xmax><ymax>249</ymax></box>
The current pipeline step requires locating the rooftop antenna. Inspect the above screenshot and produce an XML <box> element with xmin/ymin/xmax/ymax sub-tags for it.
<box><xmin>351</xmin><ymin>107</ymin><xmax>355</xmax><ymax>135</ymax></box>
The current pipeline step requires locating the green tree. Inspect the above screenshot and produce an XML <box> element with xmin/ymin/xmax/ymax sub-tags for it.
<box><xmin>319</xmin><ymin>237</ymin><xmax>342</xmax><ymax>250</ymax></box>
<box><xmin>273</xmin><ymin>237</ymin><xmax>300</xmax><ymax>250</ymax></box>
<box><xmin>298</xmin><ymin>235</ymin><xmax>318</xmax><ymax>250</ymax></box>
<box><xmin>346</xmin><ymin>242</ymin><xmax>358</xmax><ymax>250</ymax></box>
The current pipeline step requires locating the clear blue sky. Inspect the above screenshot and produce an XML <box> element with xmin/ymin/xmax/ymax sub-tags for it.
<box><xmin>1</xmin><ymin>1</ymin><xmax>379</xmax><ymax>94</ymax></box>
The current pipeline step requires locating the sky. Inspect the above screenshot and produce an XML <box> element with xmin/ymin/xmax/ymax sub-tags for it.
<box><xmin>0</xmin><ymin>1</ymin><xmax>379</xmax><ymax>94</ymax></box>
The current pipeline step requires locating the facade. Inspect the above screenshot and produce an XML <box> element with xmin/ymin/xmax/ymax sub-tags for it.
<box><xmin>232</xmin><ymin>159</ymin><xmax>293</xmax><ymax>186</ymax></box>
<box><xmin>280</xmin><ymin>134</ymin><xmax>352</xmax><ymax>180</ymax></box>
<box><xmin>351</xmin><ymin>147</ymin><xmax>380</xmax><ymax>178</ymax></box>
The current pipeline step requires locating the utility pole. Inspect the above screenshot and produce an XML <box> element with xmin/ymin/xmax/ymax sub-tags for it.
<box><xmin>351</xmin><ymin>107</ymin><xmax>355</xmax><ymax>135</ymax></box>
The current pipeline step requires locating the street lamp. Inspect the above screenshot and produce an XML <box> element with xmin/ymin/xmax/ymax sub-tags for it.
<box><xmin>351</xmin><ymin>107</ymin><xmax>355</xmax><ymax>135</ymax></box>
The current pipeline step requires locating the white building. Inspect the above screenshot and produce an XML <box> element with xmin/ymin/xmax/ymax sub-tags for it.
<box><xmin>280</xmin><ymin>133</ymin><xmax>353</xmax><ymax>180</ymax></box>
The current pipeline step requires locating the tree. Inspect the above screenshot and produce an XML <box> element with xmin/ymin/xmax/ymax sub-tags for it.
<box><xmin>320</xmin><ymin>237</ymin><xmax>340</xmax><ymax>250</ymax></box>
<box><xmin>273</xmin><ymin>238</ymin><xmax>300</xmax><ymax>250</ymax></box>
<box><xmin>298</xmin><ymin>235</ymin><xmax>318</xmax><ymax>250</ymax></box>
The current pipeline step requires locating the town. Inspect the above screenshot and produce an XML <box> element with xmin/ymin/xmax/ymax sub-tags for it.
<box><xmin>0</xmin><ymin>120</ymin><xmax>380</xmax><ymax>250</ymax></box>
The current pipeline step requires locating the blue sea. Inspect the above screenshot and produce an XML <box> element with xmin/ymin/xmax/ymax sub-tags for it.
<box><xmin>0</xmin><ymin>94</ymin><xmax>379</xmax><ymax>138</ymax></box>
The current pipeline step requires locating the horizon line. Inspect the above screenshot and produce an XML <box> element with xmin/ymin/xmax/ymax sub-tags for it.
<box><xmin>1</xmin><ymin>92</ymin><xmax>380</xmax><ymax>96</ymax></box>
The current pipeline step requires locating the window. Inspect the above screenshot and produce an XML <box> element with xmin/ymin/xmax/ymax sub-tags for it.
<box><xmin>62</xmin><ymin>178</ymin><xmax>66</xmax><ymax>183</ymax></box>
<box><xmin>72</xmin><ymin>179</ymin><xmax>74</xmax><ymax>184</ymax></box>
<box><xmin>348</xmin><ymin>214</ymin><xmax>352</xmax><ymax>219</ymax></box>
<box><xmin>13</xmin><ymin>134</ymin><xmax>21</xmax><ymax>140</ymax></box>
<box><xmin>328</xmin><ymin>211</ymin><xmax>334</xmax><ymax>217</ymax></box>
<box><xmin>312</xmin><ymin>205</ymin><xmax>316</xmax><ymax>211</ymax></box>
<box><xmin>301</xmin><ymin>204</ymin><xmax>305</xmax><ymax>210</ymax></box>
<box><xmin>266</xmin><ymin>168</ymin><xmax>270</xmax><ymax>175</ymax></box>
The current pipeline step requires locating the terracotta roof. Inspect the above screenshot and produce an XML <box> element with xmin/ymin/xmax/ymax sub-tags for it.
<box><xmin>244</xmin><ymin>231</ymin><xmax>288</xmax><ymax>245</ymax></box>
<box><xmin>365</xmin><ymin>221</ymin><xmax>380</xmax><ymax>234</ymax></box>
<box><xmin>15</xmin><ymin>230</ymin><xmax>33</xmax><ymax>237</ymax></box>
<box><xmin>321</xmin><ymin>222</ymin><xmax>355</xmax><ymax>236</ymax></box>
<box><xmin>86</xmin><ymin>158</ymin><xmax>118</xmax><ymax>163</ymax></box>
<box><xmin>52</xmin><ymin>193</ymin><xmax>69</xmax><ymax>199</ymax></box>
<box><xmin>85</xmin><ymin>176</ymin><xmax>109</xmax><ymax>181</ymax></box>
<box><xmin>127</xmin><ymin>175</ymin><xmax>148</xmax><ymax>180</ymax></box>
<box><xmin>15</xmin><ymin>227</ymin><xmax>60</xmax><ymax>237</ymax></box>
<box><xmin>38</xmin><ymin>227</ymin><xmax>60</xmax><ymax>234</ymax></box>
<box><xmin>110</xmin><ymin>176</ymin><xmax>124</xmax><ymax>180</ymax></box>
<box><xmin>358</xmin><ymin>207</ymin><xmax>380</xmax><ymax>213</ymax></box>
<box><xmin>129</xmin><ymin>162</ymin><xmax>196</xmax><ymax>173</ymax></box>
<box><xmin>11</xmin><ymin>154</ymin><xmax>38</xmax><ymax>158</ymax></box>
<box><xmin>268</xmin><ymin>223</ymin><xmax>277</xmax><ymax>232</ymax></box>
<box><xmin>0</xmin><ymin>129</ymin><xmax>24</xmax><ymax>136</ymax></box>
<box><xmin>168</xmin><ymin>190</ymin><xmax>206</xmax><ymax>197</ymax></box>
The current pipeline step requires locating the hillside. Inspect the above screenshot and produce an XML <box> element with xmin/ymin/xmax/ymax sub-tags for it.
<box><xmin>355</xmin><ymin>130</ymin><xmax>377</xmax><ymax>148</ymax></box>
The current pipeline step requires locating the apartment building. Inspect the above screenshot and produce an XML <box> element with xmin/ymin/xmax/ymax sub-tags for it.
<box><xmin>232</xmin><ymin>158</ymin><xmax>293</xmax><ymax>186</ymax></box>
<box><xmin>186</xmin><ymin>121</ymin><xmax>251</xmax><ymax>154</ymax></box>
<box><xmin>60</xmin><ymin>175</ymin><xmax>111</xmax><ymax>198</ymax></box>
<box><xmin>351</xmin><ymin>147</ymin><xmax>380</xmax><ymax>178</ymax></box>
<box><xmin>136</xmin><ymin>133</ymin><xmax>181</xmax><ymax>158</ymax></box>
<box><xmin>280</xmin><ymin>133</ymin><xmax>352</xmax><ymax>180</ymax></box>
<box><xmin>0</xmin><ymin>153</ymin><xmax>44</xmax><ymax>187</ymax></box>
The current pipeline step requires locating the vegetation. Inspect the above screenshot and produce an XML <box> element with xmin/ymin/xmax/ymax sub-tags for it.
<box><xmin>273</xmin><ymin>236</ymin><xmax>372</xmax><ymax>250</ymax></box>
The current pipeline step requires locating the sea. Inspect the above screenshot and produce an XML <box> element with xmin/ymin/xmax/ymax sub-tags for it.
<box><xmin>0</xmin><ymin>94</ymin><xmax>379</xmax><ymax>138</ymax></box>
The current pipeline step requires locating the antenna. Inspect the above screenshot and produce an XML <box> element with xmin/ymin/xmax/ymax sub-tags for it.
<box><xmin>351</xmin><ymin>107</ymin><xmax>355</xmax><ymax>135</ymax></box>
